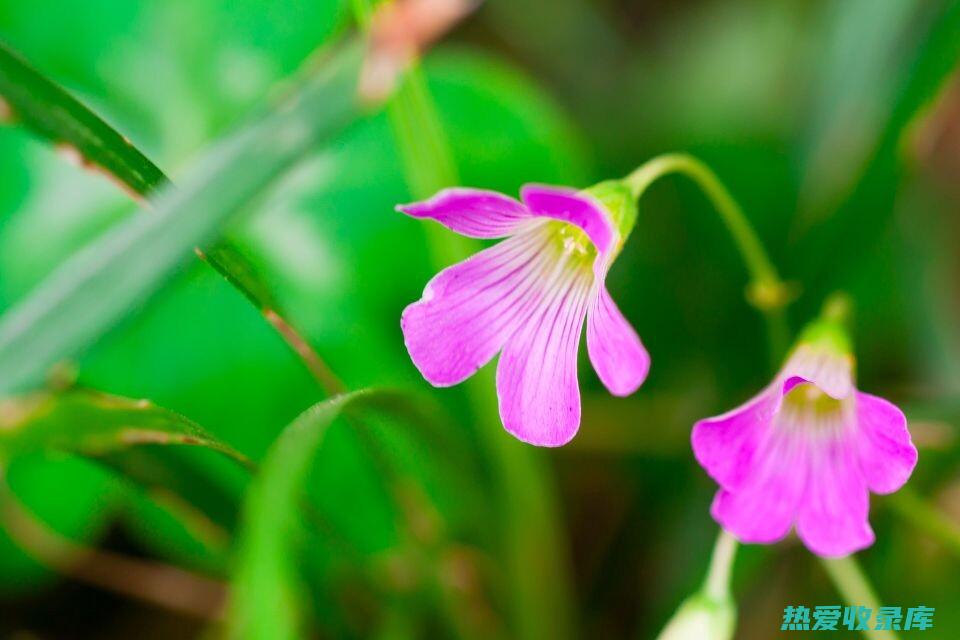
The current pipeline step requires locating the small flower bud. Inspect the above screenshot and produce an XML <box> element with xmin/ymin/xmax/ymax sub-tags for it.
<box><xmin>656</xmin><ymin>593</ymin><xmax>736</xmax><ymax>640</ymax></box>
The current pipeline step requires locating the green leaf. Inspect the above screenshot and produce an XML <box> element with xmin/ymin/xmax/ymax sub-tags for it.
<box><xmin>0</xmin><ymin>43</ymin><xmax>165</xmax><ymax>196</ymax></box>
<box><xmin>0</xmin><ymin>41</ymin><xmax>280</xmax><ymax>316</ymax></box>
<box><xmin>202</xmin><ymin>242</ymin><xmax>281</xmax><ymax>312</ymax></box>
<box><xmin>0</xmin><ymin>40</ymin><xmax>348</xmax><ymax>401</ymax></box>
<box><xmin>0</xmin><ymin>38</ymin><xmax>366</xmax><ymax>397</ymax></box>
<box><xmin>229</xmin><ymin>389</ymin><xmax>480</xmax><ymax>639</ymax></box>
<box><xmin>0</xmin><ymin>387</ymin><xmax>251</xmax><ymax>571</ymax></box>
<box><xmin>0</xmin><ymin>37</ymin><xmax>355</xmax><ymax>574</ymax></box>
<box><xmin>0</xmin><ymin>387</ymin><xmax>249</xmax><ymax>465</ymax></box>
<box><xmin>229</xmin><ymin>391</ymin><xmax>367</xmax><ymax>640</ymax></box>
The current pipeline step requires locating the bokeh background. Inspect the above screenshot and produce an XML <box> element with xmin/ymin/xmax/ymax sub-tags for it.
<box><xmin>1</xmin><ymin>0</ymin><xmax>959</xmax><ymax>637</ymax></box>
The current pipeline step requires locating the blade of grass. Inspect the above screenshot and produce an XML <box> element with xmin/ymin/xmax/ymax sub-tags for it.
<box><xmin>1</xmin><ymin>385</ymin><xmax>482</xmax><ymax>629</ymax></box>
<box><xmin>0</xmin><ymin>387</ymin><xmax>251</xmax><ymax>566</ymax></box>
<box><xmin>200</xmin><ymin>242</ymin><xmax>347</xmax><ymax>394</ymax></box>
<box><xmin>0</xmin><ymin>40</ymin><xmax>346</xmax><ymax>396</ymax></box>
<box><xmin>0</xmin><ymin>387</ymin><xmax>249</xmax><ymax>465</ymax></box>
<box><xmin>228</xmin><ymin>390</ymin><xmax>370</xmax><ymax>640</ymax></box>
<box><xmin>0</xmin><ymin>43</ymin><xmax>165</xmax><ymax>198</ymax></box>
<box><xmin>353</xmin><ymin>3</ymin><xmax>577</xmax><ymax>637</ymax></box>
<box><xmin>230</xmin><ymin>388</ymin><xmax>503</xmax><ymax>640</ymax></box>
<box><xmin>0</xmin><ymin>38</ymin><xmax>366</xmax><ymax>397</ymax></box>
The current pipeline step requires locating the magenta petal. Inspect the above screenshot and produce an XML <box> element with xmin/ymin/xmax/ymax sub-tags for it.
<box><xmin>692</xmin><ymin>388</ymin><xmax>779</xmax><ymax>491</ymax></box>
<box><xmin>401</xmin><ymin>229</ymin><xmax>552</xmax><ymax>386</ymax></box>
<box><xmin>855</xmin><ymin>392</ymin><xmax>917</xmax><ymax>494</ymax></box>
<box><xmin>496</xmin><ymin>266</ymin><xmax>592</xmax><ymax>447</ymax></box>
<box><xmin>710</xmin><ymin>428</ymin><xmax>807</xmax><ymax>543</ymax></box>
<box><xmin>586</xmin><ymin>286</ymin><xmax>649</xmax><ymax>396</ymax></box>
<box><xmin>520</xmin><ymin>184</ymin><xmax>616</xmax><ymax>255</ymax></box>
<box><xmin>397</xmin><ymin>188</ymin><xmax>535</xmax><ymax>238</ymax></box>
<box><xmin>796</xmin><ymin>435</ymin><xmax>874</xmax><ymax>556</ymax></box>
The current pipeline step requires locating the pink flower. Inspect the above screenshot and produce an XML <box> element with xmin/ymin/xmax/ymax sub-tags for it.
<box><xmin>398</xmin><ymin>184</ymin><xmax>649</xmax><ymax>446</ymax></box>
<box><xmin>692</xmin><ymin>328</ymin><xmax>918</xmax><ymax>557</ymax></box>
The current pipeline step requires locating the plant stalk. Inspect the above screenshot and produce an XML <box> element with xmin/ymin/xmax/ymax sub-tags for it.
<box><xmin>624</xmin><ymin>153</ymin><xmax>791</xmax><ymax>362</ymax></box>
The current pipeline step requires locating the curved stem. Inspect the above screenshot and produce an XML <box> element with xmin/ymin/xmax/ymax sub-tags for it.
<box><xmin>624</xmin><ymin>153</ymin><xmax>790</xmax><ymax>360</ymax></box>
<box><xmin>703</xmin><ymin>529</ymin><xmax>738</xmax><ymax>602</ymax></box>
<box><xmin>820</xmin><ymin>556</ymin><xmax>899</xmax><ymax>640</ymax></box>
<box><xmin>624</xmin><ymin>153</ymin><xmax>778</xmax><ymax>286</ymax></box>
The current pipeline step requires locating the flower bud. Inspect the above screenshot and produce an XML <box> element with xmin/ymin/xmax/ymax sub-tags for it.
<box><xmin>656</xmin><ymin>593</ymin><xmax>736</xmax><ymax>640</ymax></box>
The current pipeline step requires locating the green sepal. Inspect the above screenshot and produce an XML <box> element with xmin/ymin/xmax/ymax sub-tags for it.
<box><xmin>796</xmin><ymin>292</ymin><xmax>854</xmax><ymax>358</ymax></box>
<box><xmin>582</xmin><ymin>179</ymin><xmax>638</xmax><ymax>250</ymax></box>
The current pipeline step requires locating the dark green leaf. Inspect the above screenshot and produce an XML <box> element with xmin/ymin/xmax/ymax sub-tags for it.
<box><xmin>0</xmin><ymin>387</ymin><xmax>251</xmax><ymax>569</ymax></box>
<box><xmin>202</xmin><ymin>242</ymin><xmax>281</xmax><ymax>312</ymax></box>
<box><xmin>0</xmin><ymin>387</ymin><xmax>248</xmax><ymax>464</ymax></box>
<box><xmin>0</xmin><ymin>42</ymin><xmax>165</xmax><ymax>196</ymax></box>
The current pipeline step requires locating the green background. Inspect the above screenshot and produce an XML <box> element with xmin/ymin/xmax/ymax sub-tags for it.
<box><xmin>1</xmin><ymin>0</ymin><xmax>959</xmax><ymax>637</ymax></box>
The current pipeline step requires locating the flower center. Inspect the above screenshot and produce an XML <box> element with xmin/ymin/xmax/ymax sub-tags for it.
<box><xmin>546</xmin><ymin>221</ymin><xmax>595</xmax><ymax>266</ymax></box>
<box><xmin>778</xmin><ymin>382</ymin><xmax>847</xmax><ymax>435</ymax></box>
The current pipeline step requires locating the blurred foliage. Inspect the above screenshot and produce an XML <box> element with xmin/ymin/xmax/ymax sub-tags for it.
<box><xmin>0</xmin><ymin>0</ymin><xmax>959</xmax><ymax>638</ymax></box>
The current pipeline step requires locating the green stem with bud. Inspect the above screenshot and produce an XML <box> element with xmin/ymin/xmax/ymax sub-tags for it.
<box><xmin>628</xmin><ymin>155</ymin><xmax>791</xmax><ymax>639</ymax></box>
<box><xmin>626</xmin><ymin>157</ymin><xmax>897</xmax><ymax>639</ymax></box>
<box><xmin>702</xmin><ymin>529</ymin><xmax>738</xmax><ymax>602</ymax></box>
<box><xmin>654</xmin><ymin>530</ymin><xmax>738</xmax><ymax>640</ymax></box>
<box><xmin>624</xmin><ymin>153</ymin><xmax>791</xmax><ymax>362</ymax></box>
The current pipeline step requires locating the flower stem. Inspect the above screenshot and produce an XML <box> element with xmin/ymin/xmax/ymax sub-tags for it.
<box><xmin>820</xmin><ymin>556</ymin><xmax>899</xmax><ymax>640</ymax></box>
<box><xmin>703</xmin><ymin>529</ymin><xmax>739</xmax><ymax>601</ymax></box>
<box><xmin>624</xmin><ymin>153</ymin><xmax>790</xmax><ymax>361</ymax></box>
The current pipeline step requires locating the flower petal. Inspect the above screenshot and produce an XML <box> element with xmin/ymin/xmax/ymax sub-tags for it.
<box><xmin>781</xmin><ymin>344</ymin><xmax>854</xmax><ymax>399</ymax></box>
<box><xmin>796</xmin><ymin>433</ymin><xmax>874</xmax><ymax>556</ymax></box>
<box><xmin>586</xmin><ymin>285</ymin><xmax>649</xmax><ymax>396</ymax></box>
<box><xmin>855</xmin><ymin>392</ymin><xmax>917</xmax><ymax>494</ymax></box>
<box><xmin>397</xmin><ymin>188</ymin><xmax>536</xmax><ymax>238</ymax></box>
<box><xmin>401</xmin><ymin>227</ymin><xmax>553</xmax><ymax>386</ymax></box>
<box><xmin>710</xmin><ymin>427</ymin><xmax>808</xmax><ymax>544</ymax></box>
<box><xmin>520</xmin><ymin>184</ymin><xmax>616</xmax><ymax>255</ymax></box>
<box><xmin>496</xmin><ymin>261</ymin><xmax>593</xmax><ymax>447</ymax></box>
<box><xmin>692</xmin><ymin>385</ymin><xmax>782</xmax><ymax>491</ymax></box>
